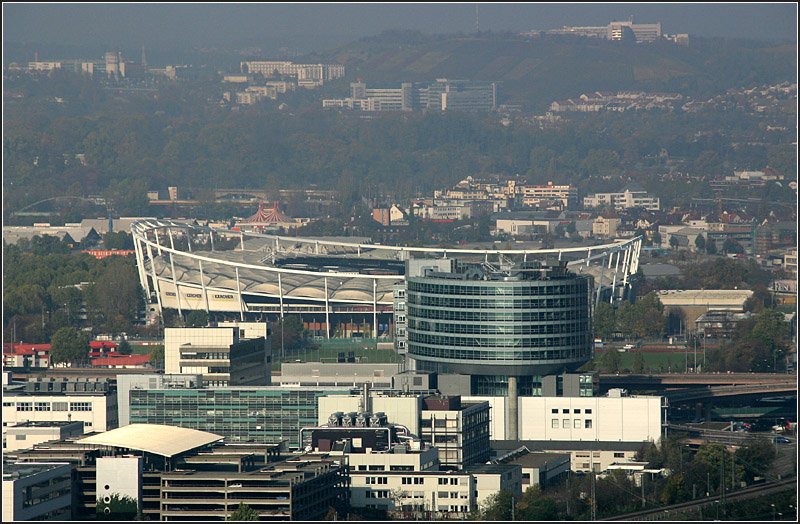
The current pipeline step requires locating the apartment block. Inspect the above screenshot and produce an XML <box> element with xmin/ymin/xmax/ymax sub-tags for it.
<box><xmin>164</xmin><ymin>326</ymin><xmax>270</xmax><ymax>387</ymax></box>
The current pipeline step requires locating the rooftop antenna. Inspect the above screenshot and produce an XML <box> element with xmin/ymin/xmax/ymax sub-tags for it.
<box><xmin>475</xmin><ymin>4</ymin><xmax>480</xmax><ymax>33</ymax></box>
<box><xmin>141</xmin><ymin>46</ymin><xmax>147</xmax><ymax>71</ymax></box>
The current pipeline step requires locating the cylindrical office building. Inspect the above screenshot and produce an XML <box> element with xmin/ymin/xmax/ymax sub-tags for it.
<box><xmin>406</xmin><ymin>260</ymin><xmax>593</xmax><ymax>396</ymax></box>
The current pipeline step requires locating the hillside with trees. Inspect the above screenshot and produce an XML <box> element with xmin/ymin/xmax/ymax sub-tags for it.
<box><xmin>308</xmin><ymin>31</ymin><xmax>797</xmax><ymax>111</ymax></box>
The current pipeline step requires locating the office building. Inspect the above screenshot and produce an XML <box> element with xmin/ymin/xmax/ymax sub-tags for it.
<box><xmin>420</xmin><ymin>395</ymin><xmax>490</xmax><ymax>470</ymax></box>
<box><xmin>4</xmin><ymin>421</ymin><xmax>84</xmax><ymax>452</ymax></box>
<box><xmin>159</xmin><ymin>458</ymin><xmax>347</xmax><ymax>521</ymax></box>
<box><xmin>240</xmin><ymin>61</ymin><xmax>344</xmax><ymax>82</ymax></box>
<box><xmin>521</xmin><ymin>183</ymin><xmax>577</xmax><ymax>208</ymax></box>
<box><xmin>584</xmin><ymin>185</ymin><xmax>661</xmax><ymax>211</ymax></box>
<box><xmin>493</xmin><ymin>448</ymin><xmax>571</xmax><ymax>489</ymax></box>
<box><xmin>593</xmin><ymin>216</ymin><xmax>621</xmax><ymax>238</ymax></box>
<box><xmin>423</xmin><ymin>79</ymin><xmax>498</xmax><ymax>112</ymax></box>
<box><xmin>347</xmin><ymin>81</ymin><xmax>414</xmax><ymax>111</ymax></box>
<box><xmin>316</xmin><ymin>389</ymin><xmax>489</xmax><ymax>470</ymax></box>
<box><xmin>116</xmin><ymin>374</ymin><xmax>203</xmax><ymax>427</ymax></box>
<box><xmin>2</xmin><ymin>461</ymin><xmax>73</xmax><ymax>521</ymax></box>
<box><xmin>403</xmin><ymin>258</ymin><xmax>593</xmax><ymax>441</ymax></box>
<box><xmin>547</xmin><ymin>20</ymin><xmax>662</xmax><ymax>43</ymax></box>
<box><xmin>9</xmin><ymin>424</ymin><xmax>347</xmax><ymax>521</ymax></box>
<box><xmin>784</xmin><ymin>248</ymin><xmax>798</xmax><ymax>278</ymax></box>
<box><xmin>464</xmin><ymin>463</ymin><xmax>523</xmax><ymax>507</ymax></box>
<box><xmin>464</xmin><ymin>392</ymin><xmax>664</xmax><ymax>443</ymax></box>
<box><xmin>129</xmin><ymin>386</ymin><xmax>356</xmax><ymax>447</ymax></box>
<box><xmin>492</xmin><ymin>440</ymin><xmax>645</xmax><ymax>473</ymax></box>
<box><xmin>656</xmin><ymin>289</ymin><xmax>754</xmax><ymax>332</ymax></box>
<box><xmin>2</xmin><ymin>379</ymin><xmax>118</xmax><ymax>434</ymax></box>
<box><xmin>164</xmin><ymin>326</ymin><xmax>270</xmax><ymax>387</ymax></box>
<box><xmin>279</xmin><ymin>362</ymin><xmax>400</xmax><ymax>388</ymax></box>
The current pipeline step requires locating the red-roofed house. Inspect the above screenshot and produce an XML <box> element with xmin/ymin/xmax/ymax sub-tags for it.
<box><xmin>88</xmin><ymin>341</ymin><xmax>118</xmax><ymax>358</ymax></box>
<box><xmin>3</xmin><ymin>343</ymin><xmax>51</xmax><ymax>368</ymax></box>
<box><xmin>90</xmin><ymin>353</ymin><xmax>151</xmax><ymax>369</ymax></box>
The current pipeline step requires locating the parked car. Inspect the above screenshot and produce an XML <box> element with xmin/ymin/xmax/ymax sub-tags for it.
<box><xmin>773</xmin><ymin>436</ymin><xmax>791</xmax><ymax>444</ymax></box>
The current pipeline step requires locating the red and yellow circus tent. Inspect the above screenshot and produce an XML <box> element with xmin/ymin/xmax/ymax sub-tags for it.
<box><xmin>239</xmin><ymin>201</ymin><xmax>291</xmax><ymax>230</ymax></box>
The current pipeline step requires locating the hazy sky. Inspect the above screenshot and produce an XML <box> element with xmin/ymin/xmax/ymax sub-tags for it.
<box><xmin>4</xmin><ymin>3</ymin><xmax>797</xmax><ymax>52</ymax></box>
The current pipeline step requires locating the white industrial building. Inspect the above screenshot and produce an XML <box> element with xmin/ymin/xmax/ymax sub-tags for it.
<box><xmin>465</xmin><ymin>392</ymin><xmax>664</xmax><ymax>443</ymax></box>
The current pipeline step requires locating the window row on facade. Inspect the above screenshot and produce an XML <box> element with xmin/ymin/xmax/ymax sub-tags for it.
<box><xmin>408</xmin><ymin>282</ymin><xmax>585</xmax><ymax>296</ymax></box>
<box><xmin>406</xmin><ymin>306</ymin><xmax>586</xmax><ymax>322</ymax></box>
<box><xmin>408</xmin><ymin>332</ymin><xmax>589</xmax><ymax>349</ymax></box>
<box><xmin>12</xmin><ymin>401</ymin><xmax>92</xmax><ymax>412</ymax></box>
<box><xmin>551</xmin><ymin>418</ymin><xmax>593</xmax><ymax>429</ymax></box>
<box><xmin>408</xmin><ymin>296</ymin><xmax>587</xmax><ymax>309</ymax></box>
<box><xmin>409</xmin><ymin>319</ymin><xmax>589</xmax><ymax>335</ymax></box>
<box><xmin>409</xmin><ymin>344</ymin><xmax>588</xmax><ymax>362</ymax></box>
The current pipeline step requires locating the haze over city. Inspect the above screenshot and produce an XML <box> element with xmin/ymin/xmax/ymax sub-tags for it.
<box><xmin>2</xmin><ymin>2</ymin><xmax>797</xmax><ymax>523</ymax></box>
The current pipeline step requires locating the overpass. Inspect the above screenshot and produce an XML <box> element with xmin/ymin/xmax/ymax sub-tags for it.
<box><xmin>665</xmin><ymin>383</ymin><xmax>797</xmax><ymax>403</ymax></box>
<box><xmin>600</xmin><ymin>373</ymin><xmax>797</xmax><ymax>389</ymax></box>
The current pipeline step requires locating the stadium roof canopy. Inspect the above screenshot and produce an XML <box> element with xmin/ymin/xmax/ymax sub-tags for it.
<box><xmin>77</xmin><ymin>424</ymin><xmax>223</xmax><ymax>457</ymax></box>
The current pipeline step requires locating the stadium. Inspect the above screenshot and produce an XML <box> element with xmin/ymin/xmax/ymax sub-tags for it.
<box><xmin>131</xmin><ymin>219</ymin><xmax>642</xmax><ymax>338</ymax></box>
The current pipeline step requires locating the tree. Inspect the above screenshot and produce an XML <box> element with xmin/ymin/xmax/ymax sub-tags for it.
<box><xmin>515</xmin><ymin>486</ymin><xmax>558</xmax><ymax>520</ymax></box>
<box><xmin>735</xmin><ymin>437</ymin><xmax>777</xmax><ymax>484</ymax></box>
<box><xmin>632</xmin><ymin>350</ymin><xmax>646</xmax><ymax>373</ymax></box>
<box><xmin>103</xmin><ymin>231</ymin><xmax>134</xmax><ymax>250</ymax></box>
<box><xmin>148</xmin><ymin>345</ymin><xmax>165</xmax><ymax>369</ymax></box>
<box><xmin>477</xmin><ymin>490</ymin><xmax>514</xmax><ymax>521</ymax></box>
<box><xmin>275</xmin><ymin>315</ymin><xmax>306</xmax><ymax>355</ymax></box>
<box><xmin>694</xmin><ymin>443</ymin><xmax>745</xmax><ymax>493</ymax></box>
<box><xmin>185</xmin><ymin>310</ymin><xmax>209</xmax><ymax>328</ymax></box>
<box><xmin>651</xmin><ymin>231</ymin><xmax>662</xmax><ymax>247</ymax></box>
<box><xmin>229</xmin><ymin>503</ymin><xmax>259</xmax><ymax>521</ymax></box>
<box><xmin>117</xmin><ymin>339</ymin><xmax>132</xmax><ymax>355</ymax></box>
<box><xmin>706</xmin><ymin>240</ymin><xmax>717</xmax><ymax>255</ymax></box>
<box><xmin>50</xmin><ymin>327</ymin><xmax>89</xmax><ymax>365</ymax></box>
<box><xmin>96</xmin><ymin>494</ymin><xmax>139</xmax><ymax>520</ymax></box>
<box><xmin>669</xmin><ymin>235</ymin><xmax>680</xmax><ymax>249</ymax></box>
<box><xmin>87</xmin><ymin>258</ymin><xmax>142</xmax><ymax>333</ymax></box>
<box><xmin>722</xmin><ymin>238</ymin><xmax>743</xmax><ymax>255</ymax></box>
<box><xmin>593</xmin><ymin>302</ymin><xmax>616</xmax><ymax>340</ymax></box>
<box><xmin>694</xmin><ymin>234</ymin><xmax>706</xmax><ymax>252</ymax></box>
<box><xmin>602</xmin><ymin>348</ymin><xmax>622</xmax><ymax>373</ymax></box>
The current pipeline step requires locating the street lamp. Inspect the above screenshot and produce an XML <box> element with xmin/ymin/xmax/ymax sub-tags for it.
<box><xmin>772</xmin><ymin>503</ymin><xmax>776</xmax><ymax>521</ymax></box>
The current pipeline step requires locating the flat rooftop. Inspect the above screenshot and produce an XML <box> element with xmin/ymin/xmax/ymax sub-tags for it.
<box><xmin>2</xmin><ymin>461</ymin><xmax>70</xmax><ymax>481</ymax></box>
<box><xmin>466</xmin><ymin>463</ymin><xmax>521</xmax><ymax>475</ymax></box>
<box><xmin>501</xmin><ymin>452</ymin><xmax>572</xmax><ymax>469</ymax></box>
<box><xmin>8</xmin><ymin>421</ymin><xmax>82</xmax><ymax>429</ymax></box>
<box><xmin>492</xmin><ymin>440</ymin><xmax>648</xmax><ymax>452</ymax></box>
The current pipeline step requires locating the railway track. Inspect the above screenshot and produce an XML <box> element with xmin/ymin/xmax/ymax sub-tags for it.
<box><xmin>601</xmin><ymin>477</ymin><xmax>796</xmax><ymax>521</ymax></box>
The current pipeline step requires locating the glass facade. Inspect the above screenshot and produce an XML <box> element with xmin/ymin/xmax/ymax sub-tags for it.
<box><xmin>471</xmin><ymin>375</ymin><xmax>543</xmax><ymax>396</ymax></box>
<box><xmin>129</xmin><ymin>388</ymin><xmax>354</xmax><ymax>447</ymax></box>
<box><xmin>406</xmin><ymin>272</ymin><xmax>592</xmax><ymax>375</ymax></box>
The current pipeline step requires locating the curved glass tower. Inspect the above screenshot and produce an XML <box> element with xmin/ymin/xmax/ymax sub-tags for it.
<box><xmin>406</xmin><ymin>260</ymin><xmax>593</xmax><ymax>378</ymax></box>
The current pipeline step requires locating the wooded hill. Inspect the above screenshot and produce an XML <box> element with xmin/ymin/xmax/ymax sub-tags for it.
<box><xmin>305</xmin><ymin>31</ymin><xmax>797</xmax><ymax>111</ymax></box>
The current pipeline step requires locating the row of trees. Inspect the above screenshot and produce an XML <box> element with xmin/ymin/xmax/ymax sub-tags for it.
<box><xmin>3</xmin><ymin>236</ymin><xmax>144</xmax><ymax>344</ymax></box>
<box><xmin>705</xmin><ymin>308</ymin><xmax>792</xmax><ymax>372</ymax></box>
<box><xmin>593</xmin><ymin>292</ymin><xmax>666</xmax><ymax>340</ymax></box>
<box><xmin>474</xmin><ymin>437</ymin><xmax>777</xmax><ymax>520</ymax></box>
